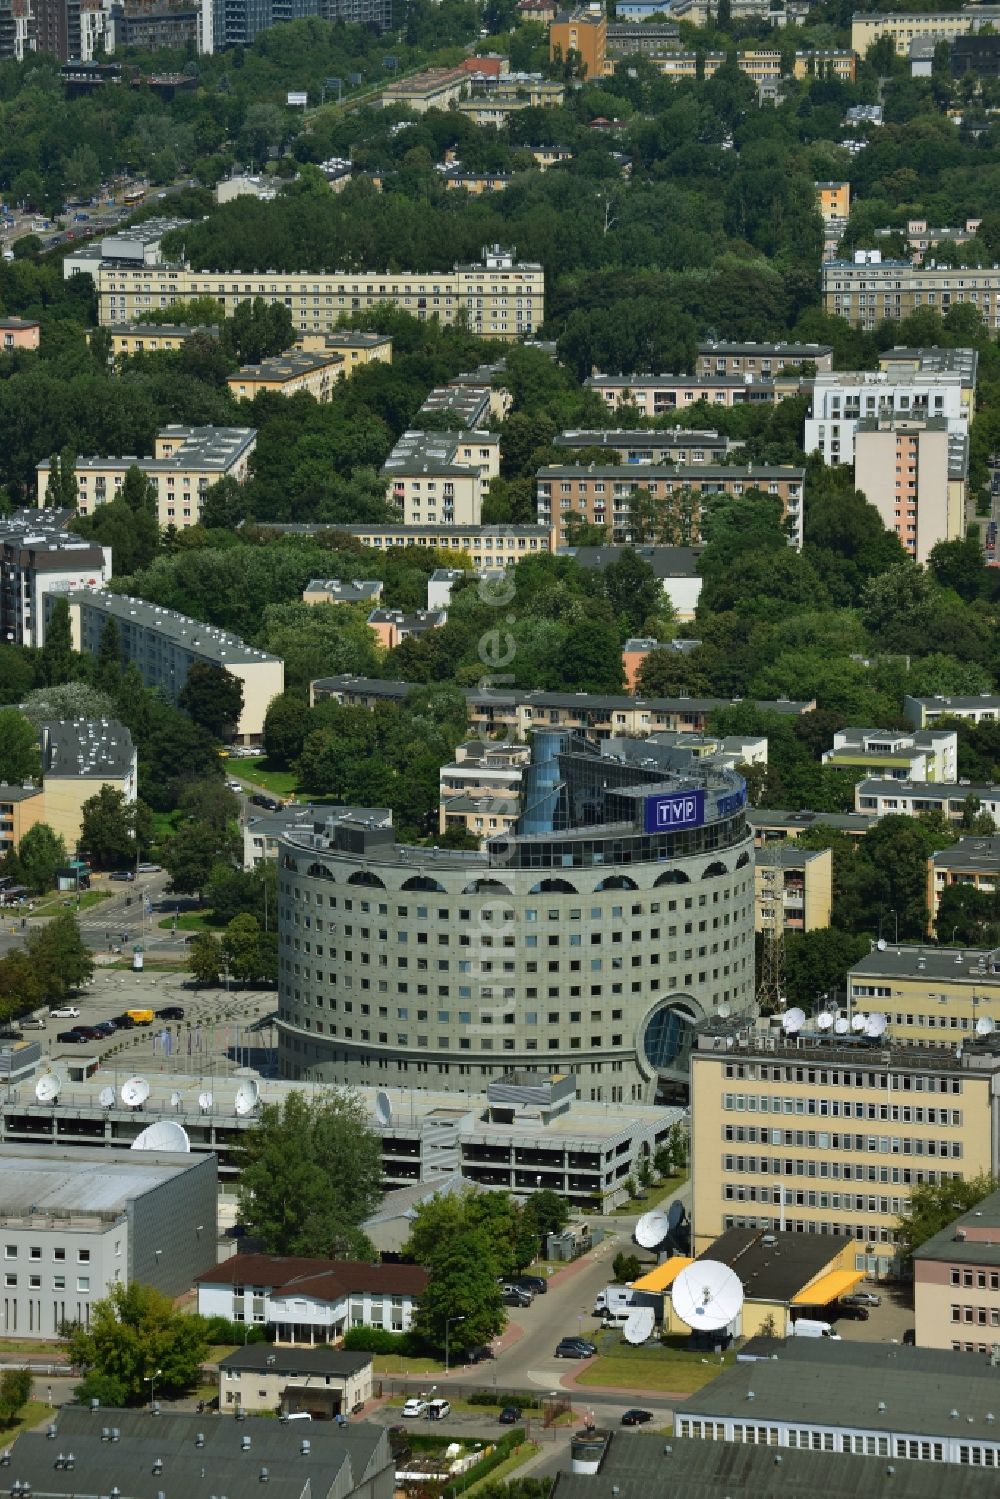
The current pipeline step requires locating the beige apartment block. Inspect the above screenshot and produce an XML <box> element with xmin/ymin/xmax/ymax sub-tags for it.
<box><xmin>438</xmin><ymin>740</ymin><xmax>529</xmax><ymax>838</ymax></box>
<box><xmin>695</xmin><ymin>341</ymin><xmax>834</xmax><ymax>377</ymax></box>
<box><xmin>855</xmin><ymin>417</ymin><xmax>965</xmax><ymax>563</ymax></box>
<box><xmin>39</xmin><ymin>718</ymin><xmax>137</xmax><ymax>852</ymax></box>
<box><xmin>227</xmin><ymin>348</ymin><xmax>345</xmax><ymax>402</ymax></box>
<box><xmin>690</xmin><ymin>1022</ymin><xmax>1000</xmax><ymax>1278</ymax></box>
<box><xmin>816</xmin><ymin>180</ymin><xmax>851</xmax><ymax>221</ymax></box>
<box><xmin>52</xmin><ymin>590</ymin><xmax>284</xmax><ymax>743</ymax></box>
<box><xmin>379</xmin><ymin>65</ymin><xmax>468</xmax><ymax>113</ymax></box>
<box><xmin>823</xmin><ymin>254</ymin><xmax>1000</xmax><ymax>331</ymax></box>
<box><xmin>382</xmin><ymin>430</ymin><xmax>500</xmax><ymax>526</ymax></box>
<box><xmin>107</xmin><ymin>323</ymin><xmax>219</xmax><ymax>359</ymax></box>
<box><xmin>927</xmin><ymin>837</ymin><xmax>1000</xmax><ymax>933</ymax></box>
<box><xmin>456</xmin><ymin>77</ymin><xmax>565</xmax><ymax>127</ymax></box>
<box><xmin>793</xmin><ymin>48</ymin><xmax>856</xmax><ymax>79</ymax></box>
<box><xmin>850</xmin><ymin>6</ymin><xmax>995</xmax><ymax>56</ymax></box>
<box><xmin>646</xmin><ymin>51</ymin><xmax>725</xmax><ymax>79</ymax></box>
<box><xmin>0</xmin><ymin>785</ymin><xmax>44</xmax><ymax>859</ymax></box>
<box><xmin>295</xmin><ymin>331</ymin><xmax>393</xmax><ymax>370</ymax></box>
<box><xmin>586</xmin><ymin>371</ymin><xmax>808</xmax><ymax>414</ymax></box>
<box><xmin>0</xmin><ymin>318</ymin><xmax>40</xmax><ymax>351</ymax></box>
<box><xmin>754</xmin><ymin>843</ymin><xmax>832</xmax><ymax>936</ymax></box>
<box><xmin>914</xmin><ymin>1186</ymin><xmax>1000</xmax><ymax>1351</ymax></box>
<box><xmin>96</xmin><ymin>248</ymin><xmax>544</xmax><ymax>342</ymax></box>
<box><xmin>36</xmin><ymin>426</ymin><xmax>256</xmax><ymax>531</ymax></box>
<box><xmin>217</xmin><ymin>1346</ymin><xmax>373</xmax><ymax>1416</ymax></box>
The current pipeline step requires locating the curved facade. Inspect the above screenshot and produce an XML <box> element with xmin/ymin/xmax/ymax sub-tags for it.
<box><xmin>277</xmin><ymin>752</ymin><xmax>755</xmax><ymax>1102</ymax></box>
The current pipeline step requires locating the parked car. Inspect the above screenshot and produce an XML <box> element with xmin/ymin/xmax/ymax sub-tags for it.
<box><xmin>514</xmin><ymin>1275</ymin><xmax>547</xmax><ymax>1296</ymax></box>
<box><xmin>56</xmin><ymin>1029</ymin><xmax>87</xmax><ymax>1044</ymax></box>
<box><xmin>502</xmin><ymin>1289</ymin><xmax>531</xmax><ymax>1308</ymax></box>
<box><xmin>155</xmin><ymin>1006</ymin><xmax>185</xmax><ymax>1020</ymax></box>
<box><xmin>137</xmin><ymin>863</ymin><xmax>161</xmax><ymax>873</ymax></box>
<box><xmin>110</xmin><ymin>870</ymin><xmax>135</xmax><ymax>881</ymax></box>
<box><xmin>427</xmin><ymin>1400</ymin><xmax>451</xmax><ymax>1421</ymax></box>
<box><xmin>554</xmin><ymin>1338</ymin><xmax>596</xmax><ymax>1359</ymax></box>
<box><xmin>113</xmin><ymin>1014</ymin><xmax>136</xmax><ymax>1030</ymax></box>
<box><xmin>401</xmin><ymin>1399</ymin><xmax>427</xmax><ymax>1419</ymax></box>
<box><xmin>842</xmin><ymin>1291</ymin><xmax>881</xmax><ymax>1308</ymax></box>
<box><xmin>620</xmin><ymin>1410</ymin><xmax>654</xmax><ymax>1427</ymax></box>
<box><xmin>49</xmin><ymin>1006</ymin><xmax>80</xmax><ymax>1019</ymax></box>
<box><xmin>93</xmin><ymin>1021</ymin><xmax>117</xmax><ymax>1036</ymax></box>
<box><xmin>837</xmin><ymin>1302</ymin><xmax>870</xmax><ymax>1321</ymax></box>
<box><xmin>499</xmin><ymin>1407</ymin><xmax>521</xmax><ymax>1425</ymax></box>
<box><xmin>73</xmin><ymin>1025</ymin><xmax>103</xmax><ymax>1041</ymax></box>
<box><xmin>0</xmin><ymin>1028</ymin><xmax>23</xmax><ymax>1042</ymax></box>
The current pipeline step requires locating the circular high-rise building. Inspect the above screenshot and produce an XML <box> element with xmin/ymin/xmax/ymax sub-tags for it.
<box><xmin>276</xmin><ymin>738</ymin><xmax>755</xmax><ymax>1102</ymax></box>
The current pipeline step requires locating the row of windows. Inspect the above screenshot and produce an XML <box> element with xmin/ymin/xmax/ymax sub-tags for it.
<box><xmin>951</xmin><ymin>1304</ymin><xmax>1000</xmax><ymax>1325</ymax></box>
<box><xmin>724</xmin><ymin>1062</ymin><xmax>963</xmax><ymax>1093</ymax></box>
<box><xmin>723</xmin><ymin>1184</ymin><xmax>909</xmax><ymax>1216</ymax></box>
<box><xmin>4</xmin><ymin>1245</ymin><xmax>92</xmax><ymax>1262</ymax></box>
<box><xmin>677</xmin><ymin>1421</ymin><xmax>948</xmax><ymax>1462</ymax></box>
<box><xmin>722</xmin><ymin>1214</ymin><xmax>900</xmax><ymax>1245</ymax></box>
<box><xmin>4</xmin><ymin>1273</ymin><xmax>90</xmax><ymax>1291</ymax></box>
<box><xmin>724</xmin><ymin>1106</ymin><xmax>963</xmax><ymax>1132</ymax></box>
<box><xmin>952</xmin><ymin>1268</ymin><xmax>1000</xmax><ymax>1289</ymax></box>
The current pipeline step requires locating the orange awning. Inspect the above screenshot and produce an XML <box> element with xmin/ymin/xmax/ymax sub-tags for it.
<box><xmin>631</xmin><ymin>1257</ymin><xmax>693</xmax><ymax>1293</ymax></box>
<box><xmin>792</xmin><ymin>1268</ymin><xmax>867</xmax><ymax>1306</ymax></box>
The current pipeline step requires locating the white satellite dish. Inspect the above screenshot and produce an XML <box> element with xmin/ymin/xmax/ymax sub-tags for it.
<box><xmin>781</xmin><ymin>1007</ymin><xmax>806</xmax><ymax>1035</ymax></box>
<box><xmin>623</xmin><ymin>1306</ymin><xmax>655</xmax><ymax>1345</ymax></box>
<box><xmin>671</xmin><ymin>1260</ymin><xmax>744</xmax><ymax>1333</ymax></box>
<box><xmin>977</xmin><ymin>1016</ymin><xmax>995</xmax><ymax>1037</ymax></box>
<box><xmin>35</xmin><ymin>1069</ymin><xmax>63</xmax><ymax>1104</ymax></box>
<box><xmin>851</xmin><ymin>1013</ymin><xmax>868</xmax><ymax>1034</ymax></box>
<box><xmin>816</xmin><ymin>1011</ymin><xmax>834</xmax><ymax>1031</ymax></box>
<box><xmin>131</xmin><ymin>1120</ymin><xmax>191</xmax><ymax>1153</ymax></box>
<box><xmin>170</xmin><ymin>1090</ymin><xmax>182</xmax><ymax>1108</ymax></box>
<box><xmin>234</xmin><ymin>1079</ymin><xmax>259</xmax><ymax>1117</ymax></box>
<box><xmin>99</xmin><ymin>1085</ymin><xmax>115</xmax><ymax>1109</ymax></box>
<box><xmin>374</xmin><ymin>1089</ymin><xmax>392</xmax><ymax>1127</ymax></box>
<box><xmin>865</xmin><ymin>1012</ymin><xmax>888</xmax><ymax>1039</ymax></box>
<box><xmin>834</xmin><ymin>1017</ymin><xmax>850</xmax><ymax>1035</ymax></box>
<box><xmin>876</xmin><ymin>937</ymin><xmax>887</xmax><ymax>951</ymax></box>
<box><xmin>120</xmin><ymin>1075</ymin><xmax>150</xmax><ymax>1109</ymax></box>
<box><xmin>635</xmin><ymin>1209</ymin><xmax>671</xmax><ymax>1250</ymax></box>
<box><xmin>198</xmin><ymin>1090</ymin><xmax>214</xmax><ymax>1112</ymax></box>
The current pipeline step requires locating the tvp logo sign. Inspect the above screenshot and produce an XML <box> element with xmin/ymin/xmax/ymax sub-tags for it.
<box><xmin>644</xmin><ymin>789</ymin><xmax>706</xmax><ymax>834</ymax></box>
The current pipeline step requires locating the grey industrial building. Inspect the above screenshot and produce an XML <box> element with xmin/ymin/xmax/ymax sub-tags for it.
<box><xmin>277</xmin><ymin>732</ymin><xmax>755</xmax><ymax>1101</ymax></box>
<box><xmin>675</xmin><ymin>1338</ymin><xmax>1000</xmax><ymax>1467</ymax></box>
<box><xmin>0</xmin><ymin>1407</ymin><xmax>394</xmax><ymax>1499</ymax></box>
<box><xmin>0</xmin><ymin>1145</ymin><xmax>217</xmax><ymax>1338</ymax></box>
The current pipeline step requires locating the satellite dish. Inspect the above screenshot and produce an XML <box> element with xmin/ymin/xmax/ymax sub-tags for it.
<box><xmin>99</xmin><ymin>1085</ymin><xmax>115</xmax><ymax>1109</ymax></box>
<box><xmin>816</xmin><ymin>1011</ymin><xmax>833</xmax><ymax>1031</ymax></box>
<box><xmin>132</xmin><ymin>1120</ymin><xmax>190</xmax><ymax>1152</ymax></box>
<box><xmin>623</xmin><ymin>1306</ymin><xmax>655</xmax><ymax>1345</ymax></box>
<box><xmin>635</xmin><ymin>1209</ymin><xmax>671</xmax><ymax>1250</ymax></box>
<box><xmin>851</xmin><ymin>1013</ymin><xmax>868</xmax><ymax>1033</ymax></box>
<box><xmin>876</xmin><ymin>937</ymin><xmax>887</xmax><ymax>951</ymax></box>
<box><xmin>865</xmin><ymin>1012</ymin><xmax>888</xmax><ymax>1039</ymax></box>
<box><xmin>671</xmin><ymin>1260</ymin><xmax>744</xmax><ymax>1333</ymax></box>
<box><xmin>120</xmin><ymin>1075</ymin><xmax>150</xmax><ymax>1109</ymax></box>
<box><xmin>667</xmin><ymin>1199</ymin><xmax>685</xmax><ymax>1234</ymax></box>
<box><xmin>198</xmin><ymin>1090</ymin><xmax>214</xmax><ymax>1112</ymax></box>
<box><xmin>234</xmin><ymin>1079</ymin><xmax>259</xmax><ymax>1117</ymax></box>
<box><xmin>834</xmin><ymin>1017</ymin><xmax>850</xmax><ymax>1035</ymax></box>
<box><xmin>35</xmin><ymin>1069</ymin><xmax>63</xmax><ymax>1104</ymax></box>
<box><xmin>717</xmin><ymin>1002</ymin><xmax>731</xmax><ymax>1020</ymax></box>
<box><xmin>781</xmin><ymin>1007</ymin><xmax>806</xmax><ymax>1035</ymax></box>
<box><xmin>374</xmin><ymin>1089</ymin><xmax>392</xmax><ymax>1127</ymax></box>
<box><xmin>977</xmin><ymin>1016</ymin><xmax>995</xmax><ymax>1036</ymax></box>
<box><xmin>170</xmin><ymin>1090</ymin><xmax>182</xmax><ymax>1108</ymax></box>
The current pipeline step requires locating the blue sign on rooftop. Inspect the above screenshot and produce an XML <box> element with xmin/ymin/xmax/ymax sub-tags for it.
<box><xmin>644</xmin><ymin>789</ymin><xmax>705</xmax><ymax>834</ymax></box>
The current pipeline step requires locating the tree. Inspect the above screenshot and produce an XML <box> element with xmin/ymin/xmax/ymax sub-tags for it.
<box><xmin>80</xmin><ymin>786</ymin><xmax>146</xmax><ymax>870</ymax></box>
<box><xmin>896</xmin><ymin>1173</ymin><xmax>1000</xmax><ymax>1270</ymax></box>
<box><xmin>0</xmin><ymin>709</ymin><xmax>39</xmax><ymax>785</ymax></box>
<box><xmin>928</xmin><ymin>533</ymin><xmax>987</xmax><ymax>603</ymax></box>
<box><xmin>523</xmin><ymin>1189</ymin><xmax>569</xmax><ymax>1239</ymax></box>
<box><xmin>237</xmin><ymin>1090</ymin><xmax>382</xmax><ymax>1257</ymax></box>
<box><xmin>45</xmin><ymin>449</ymin><xmax>78</xmax><ymax>509</ymax></box>
<box><xmin>163</xmin><ymin>819</ymin><xmax>239</xmax><ymax>899</ymax></box>
<box><xmin>413</xmin><ymin>1229</ymin><xmax>505</xmax><ymax>1356</ymax></box>
<box><xmin>96</xmin><ymin>618</ymin><xmax>122</xmax><ymax>694</ymax></box>
<box><xmin>555</xmin><ymin>617</ymin><xmax>624</xmax><ymax>693</ymax></box>
<box><xmin>22</xmin><ymin>683</ymin><xmax>115</xmax><ymax>725</ymax></box>
<box><xmin>26</xmin><ymin>911</ymin><xmax>93</xmax><ymax>1000</ymax></box>
<box><xmin>602</xmin><ymin>548</ymin><xmax>665</xmax><ymax>636</ymax></box>
<box><xmin>782</xmin><ymin>928</ymin><xmax>871</xmax><ymax>1006</ymax></box>
<box><xmin>222</xmin><ymin>912</ymin><xmax>270</xmax><ymax>985</ymax></box>
<box><xmin>188</xmin><ymin>930</ymin><xmax>224</xmax><ymax>986</ymax></box>
<box><xmin>38</xmin><ymin>597</ymin><xmax>77</xmax><ymax>686</ymax></box>
<box><xmin>62</xmin><ymin>1282</ymin><xmax>208</xmax><ymax>1402</ymax></box>
<box><xmin>0</xmin><ymin>1369</ymin><xmax>31</xmax><ymax>1425</ymax></box>
<box><xmin>15</xmin><ymin>823</ymin><xmax>67</xmax><ymax>894</ymax></box>
<box><xmin>178</xmin><ymin>663</ymin><xmax>244</xmax><ymax>742</ymax></box>
<box><xmin>612</xmin><ymin>1252</ymin><xmax>642</xmax><ymax>1284</ymax></box>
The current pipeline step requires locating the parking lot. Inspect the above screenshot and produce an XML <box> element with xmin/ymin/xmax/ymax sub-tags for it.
<box><xmin>830</xmin><ymin>1285</ymin><xmax>914</xmax><ymax>1344</ymax></box>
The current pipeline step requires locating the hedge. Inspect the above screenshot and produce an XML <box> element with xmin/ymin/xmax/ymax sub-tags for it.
<box><xmin>466</xmin><ymin>1391</ymin><xmax>541</xmax><ymax>1410</ymax></box>
<box><xmin>342</xmin><ymin>1327</ymin><xmax>429</xmax><ymax>1356</ymax></box>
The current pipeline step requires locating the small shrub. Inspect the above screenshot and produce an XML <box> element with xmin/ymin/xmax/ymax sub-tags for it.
<box><xmin>342</xmin><ymin>1326</ymin><xmax>428</xmax><ymax>1356</ymax></box>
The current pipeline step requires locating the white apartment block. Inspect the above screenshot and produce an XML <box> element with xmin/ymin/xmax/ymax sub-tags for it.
<box><xmin>804</xmin><ymin>369</ymin><xmax>967</xmax><ymax>466</ymax></box>
<box><xmin>855</xmin><ymin>778</ymin><xmax>1000</xmax><ymax>826</ymax></box>
<box><xmin>823</xmin><ymin>726</ymin><xmax>958</xmax><ymax>782</ymax></box>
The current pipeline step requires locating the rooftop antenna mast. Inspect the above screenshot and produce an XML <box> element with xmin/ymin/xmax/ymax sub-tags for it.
<box><xmin>757</xmin><ymin>864</ymin><xmax>785</xmax><ymax>1012</ymax></box>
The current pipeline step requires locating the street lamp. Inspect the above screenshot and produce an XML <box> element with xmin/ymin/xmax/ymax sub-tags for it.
<box><xmin>144</xmin><ymin>1368</ymin><xmax>161</xmax><ymax>1409</ymax></box>
<box><xmin>444</xmin><ymin>1315</ymin><xmax>465</xmax><ymax>1375</ymax></box>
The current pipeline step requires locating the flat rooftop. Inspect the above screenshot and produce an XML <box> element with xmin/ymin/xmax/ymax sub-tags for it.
<box><xmin>930</xmin><ymin>836</ymin><xmax>1000</xmax><ymax>870</ymax></box>
<box><xmin>849</xmin><ymin>944</ymin><xmax>1000</xmax><ymax>983</ymax></box>
<box><xmin>229</xmin><ymin>350</ymin><xmax>343</xmax><ymax>381</ymax></box>
<box><xmin>915</xmin><ymin>1185</ymin><xmax>1000</xmax><ymax>1264</ymax></box>
<box><xmin>0</xmin><ymin>1144</ymin><xmax>199</xmax><ymax>1220</ymax></box>
<box><xmin>700</xmin><ymin>1226</ymin><xmax>850</xmax><ymax>1303</ymax></box>
<box><xmin>60</xmin><ymin>590</ymin><xmax>280</xmax><ymax>667</ymax></box>
<box><xmin>41</xmin><ymin>717</ymin><xmax>134</xmax><ymax>779</ymax></box>
<box><xmin>679</xmin><ymin>1338</ymin><xmax>1000</xmax><ymax>1440</ymax></box>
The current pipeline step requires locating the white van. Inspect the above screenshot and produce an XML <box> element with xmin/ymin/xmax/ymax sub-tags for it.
<box><xmin>593</xmin><ymin>1285</ymin><xmax>633</xmax><ymax>1316</ymax></box>
<box><xmin>601</xmin><ymin>1305</ymin><xmax>634</xmax><ymax>1328</ymax></box>
<box><xmin>282</xmin><ymin>1411</ymin><xmax>312</xmax><ymax>1421</ymax></box>
<box><xmin>792</xmin><ymin>1319</ymin><xmax>841</xmax><ymax>1339</ymax></box>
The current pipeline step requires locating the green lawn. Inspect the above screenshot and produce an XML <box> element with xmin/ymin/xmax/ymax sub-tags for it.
<box><xmin>610</xmin><ymin>1174</ymin><xmax>688</xmax><ymax>1216</ymax></box>
<box><xmin>234</xmin><ymin>762</ymin><xmax>300</xmax><ymax>798</ymax></box>
<box><xmin>1</xmin><ymin>1401</ymin><xmax>52</xmax><ymax>1441</ymax></box>
<box><xmin>375</xmin><ymin>1354</ymin><xmax>446</xmax><ymax>1375</ymax></box>
<box><xmin>30</xmin><ymin>890</ymin><xmax>111</xmax><ymax>918</ymax></box>
<box><xmin>0</xmin><ymin>1339</ymin><xmax>66</xmax><ymax>1356</ymax></box>
<box><xmin>575</xmin><ymin>1334</ymin><xmax>734</xmax><ymax>1395</ymax></box>
<box><xmin>158</xmin><ymin>910</ymin><xmax>214</xmax><ymax>932</ymax></box>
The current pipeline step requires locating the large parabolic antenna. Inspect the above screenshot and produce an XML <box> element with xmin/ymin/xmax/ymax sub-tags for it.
<box><xmin>865</xmin><ymin>1012</ymin><xmax>888</xmax><ymax>1040</ymax></box>
<box><xmin>35</xmin><ymin>1069</ymin><xmax>62</xmax><ymax>1104</ymax></box>
<box><xmin>99</xmin><ymin>1085</ymin><xmax>115</xmax><ymax>1109</ymax></box>
<box><xmin>120</xmin><ymin>1076</ymin><xmax>150</xmax><ymax>1109</ymax></box>
<box><xmin>635</xmin><ymin>1209</ymin><xmax>672</xmax><ymax>1251</ymax></box>
<box><xmin>671</xmin><ymin>1260</ymin><xmax>744</xmax><ymax>1333</ymax></box>
<box><xmin>834</xmin><ymin>1017</ymin><xmax>850</xmax><ymax>1036</ymax></box>
<box><xmin>198</xmin><ymin>1090</ymin><xmax>214</xmax><ymax>1112</ymax></box>
<box><xmin>234</xmin><ymin>1079</ymin><xmax>259</xmax><ymax>1117</ymax></box>
<box><xmin>781</xmin><ymin>1008</ymin><xmax>806</xmax><ymax>1036</ymax></box>
<box><xmin>375</xmin><ymin>1089</ymin><xmax>392</xmax><ymax>1127</ymax></box>
<box><xmin>816</xmin><ymin>1011</ymin><xmax>834</xmax><ymax>1032</ymax></box>
<box><xmin>131</xmin><ymin>1120</ymin><xmax>190</xmax><ymax>1152</ymax></box>
<box><xmin>623</xmin><ymin>1307</ymin><xmax>656</xmax><ymax>1345</ymax></box>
